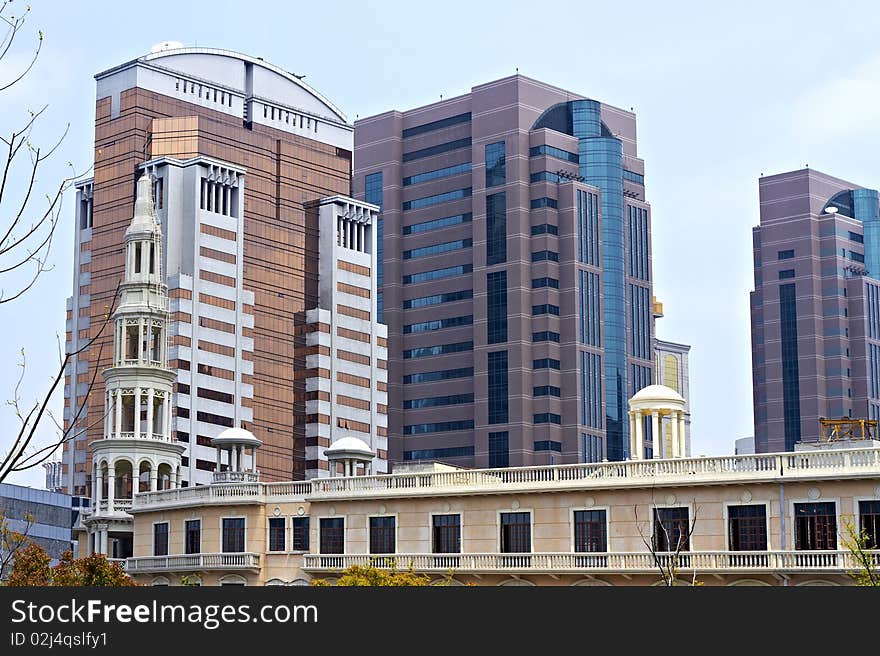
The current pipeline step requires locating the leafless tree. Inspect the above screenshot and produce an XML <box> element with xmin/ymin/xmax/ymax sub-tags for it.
<box><xmin>0</xmin><ymin>1</ymin><xmax>109</xmax><ymax>485</ymax></box>
<box><xmin>634</xmin><ymin>496</ymin><xmax>701</xmax><ymax>586</ymax></box>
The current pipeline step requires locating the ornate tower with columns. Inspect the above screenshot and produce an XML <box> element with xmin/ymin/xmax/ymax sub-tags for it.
<box><xmin>80</xmin><ymin>172</ymin><xmax>184</xmax><ymax>559</ymax></box>
<box><xmin>627</xmin><ymin>384</ymin><xmax>688</xmax><ymax>460</ymax></box>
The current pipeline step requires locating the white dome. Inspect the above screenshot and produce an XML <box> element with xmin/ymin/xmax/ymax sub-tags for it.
<box><xmin>212</xmin><ymin>427</ymin><xmax>262</xmax><ymax>448</ymax></box>
<box><xmin>150</xmin><ymin>41</ymin><xmax>184</xmax><ymax>54</ymax></box>
<box><xmin>630</xmin><ymin>384</ymin><xmax>685</xmax><ymax>404</ymax></box>
<box><xmin>325</xmin><ymin>436</ymin><xmax>374</xmax><ymax>457</ymax></box>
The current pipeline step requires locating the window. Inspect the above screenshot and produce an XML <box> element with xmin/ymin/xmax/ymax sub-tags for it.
<box><xmin>533</xmin><ymin>358</ymin><xmax>561</xmax><ymax>370</ymax></box>
<box><xmin>780</xmin><ymin>283</ymin><xmax>801</xmax><ymax>450</ymax></box>
<box><xmin>532</xmin><ymin>331</ymin><xmax>560</xmax><ymax>343</ymax></box>
<box><xmin>530</xmin><ymin>171</ymin><xmax>563</xmax><ymax>184</ymax></box>
<box><xmin>533</xmin><ymin>413</ymin><xmax>562</xmax><ymax>424</ymax></box>
<box><xmin>403</xmin><ymin>264</ymin><xmax>472</xmax><ymax>285</ymax></box>
<box><xmin>184</xmin><ymin>519</ymin><xmax>201</xmax><ymax>555</ymax></box>
<box><xmin>532</xmin><ymin>304</ymin><xmax>560</xmax><ymax>316</ymax></box>
<box><xmin>404</xmin><ymin>341</ymin><xmax>473</xmax><ymax>359</ymax></box>
<box><xmin>531</xmin><ymin>197</ymin><xmax>558</xmax><ymax>209</ymax></box>
<box><xmin>779</xmin><ymin>269</ymin><xmax>795</xmax><ymax>279</ymax></box>
<box><xmin>402</xmin><ymin>187</ymin><xmax>472</xmax><ymax>211</ymax></box>
<box><xmin>574</xmin><ymin>510</ymin><xmax>607</xmax><ymax>552</ymax></box>
<box><xmin>533</xmin><ymin>385</ymin><xmax>561</xmax><ymax>397</ymax></box>
<box><xmin>500</xmin><ymin>512</ymin><xmax>531</xmax><ymax>553</ymax></box>
<box><xmin>403</xmin><ymin>112</ymin><xmax>471</xmax><ymax>138</ymax></box>
<box><xmin>403</xmin><ymin>162</ymin><xmax>472</xmax><ymax>186</ymax></box>
<box><xmin>432</xmin><ymin>514</ymin><xmax>461</xmax><ymax>553</ymax></box>
<box><xmin>485</xmin><ymin>141</ymin><xmax>506</xmax><ymax>187</ymax></box>
<box><xmin>653</xmin><ymin>508</ymin><xmax>690</xmax><ymax>552</ymax></box>
<box><xmin>728</xmin><ymin>505</ymin><xmax>767</xmax><ymax>551</ymax></box>
<box><xmin>623</xmin><ymin>169</ymin><xmax>645</xmax><ymax>185</ymax></box>
<box><xmin>489</xmin><ymin>431</ymin><xmax>509</xmax><ymax>468</ymax></box>
<box><xmin>850</xmin><ymin>251</ymin><xmax>865</xmax><ymax>263</ymax></box>
<box><xmin>534</xmin><ymin>440</ymin><xmax>562</xmax><ymax>452</ymax></box>
<box><xmin>849</xmin><ymin>231</ymin><xmax>864</xmax><ymax>244</ymax></box>
<box><xmin>795</xmin><ymin>502</ymin><xmax>836</xmax><ymax>550</ymax></box>
<box><xmin>403</xmin><ymin>239</ymin><xmax>472</xmax><ymax>260</ymax></box>
<box><xmin>292</xmin><ymin>517</ymin><xmax>310</xmax><ymax>552</ymax></box>
<box><xmin>486</xmin><ymin>192</ymin><xmax>507</xmax><ymax>265</ymax></box>
<box><xmin>404</xmin><ymin>446</ymin><xmax>474</xmax><ymax>460</ymax></box>
<box><xmin>859</xmin><ymin>500</ymin><xmax>880</xmax><ymax>547</ymax></box>
<box><xmin>402</xmin><ymin>138</ymin><xmax>471</xmax><ymax>163</ymax></box>
<box><xmin>404</xmin><ymin>289</ymin><xmax>473</xmax><ymax>309</ymax></box>
<box><xmin>531</xmin><ymin>250</ymin><xmax>559</xmax><ymax>262</ymax></box>
<box><xmin>320</xmin><ymin>517</ymin><xmax>344</xmax><ymax>554</ymax></box>
<box><xmin>404</xmin><ymin>393</ymin><xmax>474</xmax><ymax>409</ymax></box>
<box><xmin>403</xmin><ymin>213</ymin><xmax>472</xmax><ymax>235</ymax></box>
<box><xmin>529</xmin><ymin>144</ymin><xmax>579</xmax><ymax>163</ymax></box>
<box><xmin>222</xmin><ymin>518</ymin><xmax>245</xmax><ymax>553</ymax></box>
<box><xmin>488</xmin><ymin>351</ymin><xmax>509</xmax><ymax>424</ymax></box>
<box><xmin>153</xmin><ymin>522</ymin><xmax>169</xmax><ymax>556</ymax></box>
<box><xmin>531</xmin><ymin>223</ymin><xmax>559</xmax><ymax>236</ymax></box>
<box><xmin>777</xmin><ymin>249</ymin><xmax>794</xmax><ymax>260</ymax></box>
<box><xmin>403</xmin><ymin>315</ymin><xmax>472</xmax><ymax>334</ymax></box>
<box><xmin>532</xmin><ymin>277</ymin><xmax>559</xmax><ymax>289</ymax></box>
<box><xmin>403</xmin><ymin>367</ymin><xmax>473</xmax><ymax>384</ymax></box>
<box><xmin>487</xmin><ymin>271</ymin><xmax>507</xmax><ymax>344</ymax></box>
<box><xmin>369</xmin><ymin>516</ymin><xmax>396</xmax><ymax>554</ymax></box>
<box><xmin>403</xmin><ymin>420</ymin><xmax>474</xmax><ymax>435</ymax></box>
<box><xmin>268</xmin><ymin>517</ymin><xmax>286</xmax><ymax>552</ymax></box>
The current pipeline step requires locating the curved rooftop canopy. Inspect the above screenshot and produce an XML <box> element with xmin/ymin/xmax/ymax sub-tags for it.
<box><xmin>212</xmin><ymin>427</ymin><xmax>262</xmax><ymax>448</ymax></box>
<box><xmin>629</xmin><ymin>384</ymin><xmax>685</xmax><ymax>405</ymax></box>
<box><xmin>325</xmin><ymin>436</ymin><xmax>374</xmax><ymax>458</ymax></box>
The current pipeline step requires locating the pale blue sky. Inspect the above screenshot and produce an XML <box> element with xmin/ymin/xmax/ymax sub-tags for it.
<box><xmin>5</xmin><ymin>0</ymin><xmax>880</xmax><ymax>487</ymax></box>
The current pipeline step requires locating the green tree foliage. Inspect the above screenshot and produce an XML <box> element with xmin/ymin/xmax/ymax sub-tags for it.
<box><xmin>841</xmin><ymin>516</ymin><xmax>880</xmax><ymax>587</ymax></box>
<box><xmin>311</xmin><ymin>562</ymin><xmax>430</xmax><ymax>586</ymax></box>
<box><xmin>6</xmin><ymin>544</ymin><xmax>138</xmax><ymax>587</ymax></box>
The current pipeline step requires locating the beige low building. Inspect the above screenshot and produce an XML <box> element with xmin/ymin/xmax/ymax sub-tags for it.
<box><xmin>96</xmin><ymin>433</ymin><xmax>880</xmax><ymax>587</ymax></box>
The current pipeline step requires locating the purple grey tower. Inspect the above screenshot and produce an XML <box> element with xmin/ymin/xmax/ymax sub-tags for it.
<box><xmin>751</xmin><ymin>168</ymin><xmax>880</xmax><ymax>453</ymax></box>
<box><xmin>353</xmin><ymin>75</ymin><xmax>655</xmax><ymax>468</ymax></box>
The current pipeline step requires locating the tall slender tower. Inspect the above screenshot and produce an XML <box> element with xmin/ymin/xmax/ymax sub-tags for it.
<box><xmin>79</xmin><ymin>173</ymin><xmax>184</xmax><ymax>559</ymax></box>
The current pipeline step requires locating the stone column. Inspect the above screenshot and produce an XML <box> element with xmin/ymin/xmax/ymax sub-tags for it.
<box><xmin>231</xmin><ymin>446</ymin><xmax>238</xmax><ymax>472</ymax></box>
<box><xmin>634</xmin><ymin>411</ymin><xmax>644</xmax><ymax>461</ymax></box>
<box><xmin>216</xmin><ymin>446</ymin><xmax>222</xmax><ymax>472</ymax></box>
<box><xmin>137</xmin><ymin>320</ymin><xmax>144</xmax><ymax>362</ymax></box>
<box><xmin>651</xmin><ymin>411</ymin><xmax>661</xmax><ymax>459</ymax></box>
<box><xmin>671</xmin><ymin>412</ymin><xmax>680</xmax><ymax>458</ymax></box>
<box><xmin>628</xmin><ymin>413</ymin><xmax>636</xmax><ymax>459</ymax></box>
<box><xmin>133</xmin><ymin>387</ymin><xmax>141</xmax><ymax>439</ymax></box>
<box><xmin>104</xmin><ymin>390</ymin><xmax>110</xmax><ymax>439</ymax></box>
<box><xmin>114</xmin><ymin>390</ymin><xmax>122</xmax><ymax>439</ymax></box>
<box><xmin>150</xmin><ymin>467</ymin><xmax>158</xmax><ymax>492</ymax></box>
<box><xmin>678</xmin><ymin>412</ymin><xmax>687</xmax><ymax>457</ymax></box>
<box><xmin>251</xmin><ymin>448</ymin><xmax>257</xmax><ymax>473</ymax></box>
<box><xmin>163</xmin><ymin>394</ymin><xmax>170</xmax><ymax>440</ymax></box>
<box><xmin>146</xmin><ymin>388</ymin><xmax>155</xmax><ymax>439</ymax></box>
<box><xmin>91</xmin><ymin>462</ymin><xmax>98</xmax><ymax>500</ymax></box>
<box><xmin>95</xmin><ymin>466</ymin><xmax>103</xmax><ymax>503</ymax></box>
<box><xmin>107</xmin><ymin>465</ymin><xmax>115</xmax><ymax>507</ymax></box>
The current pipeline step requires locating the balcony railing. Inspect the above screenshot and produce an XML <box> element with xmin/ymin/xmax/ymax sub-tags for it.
<box><xmin>126</xmin><ymin>552</ymin><xmax>260</xmax><ymax>573</ymax></box>
<box><xmin>131</xmin><ymin>481</ymin><xmax>311</xmax><ymax>511</ymax></box>
<box><xmin>83</xmin><ymin>499</ymin><xmax>134</xmax><ymax>517</ymax></box>
<box><xmin>305</xmin><ymin>447</ymin><xmax>880</xmax><ymax>499</ymax></box>
<box><xmin>129</xmin><ymin>448</ymin><xmax>880</xmax><ymax>510</ymax></box>
<box><xmin>212</xmin><ymin>471</ymin><xmax>261</xmax><ymax>483</ymax></box>
<box><xmin>302</xmin><ymin>550</ymin><xmax>874</xmax><ymax>574</ymax></box>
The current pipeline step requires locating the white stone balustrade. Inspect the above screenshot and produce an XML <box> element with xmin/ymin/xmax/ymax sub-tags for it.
<box><xmin>126</xmin><ymin>552</ymin><xmax>260</xmax><ymax>572</ymax></box>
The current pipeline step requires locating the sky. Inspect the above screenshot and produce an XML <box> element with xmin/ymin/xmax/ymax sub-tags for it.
<box><xmin>4</xmin><ymin>0</ymin><xmax>880</xmax><ymax>488</ymax></box>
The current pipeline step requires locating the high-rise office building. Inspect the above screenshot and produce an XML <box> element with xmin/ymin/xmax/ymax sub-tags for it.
<box><xmin>653</xmin><ymin>297</ymin><xmax>692</xmax><ymax>457</ymax></box>
<box><xmin>751</xmin><ymin>168</ymin><xmax>880</xmax><ymax>452</ymax></box>
<box><xmin>63</xmin><ymin>44</ymin><xmax>387</xmax><ymax>493</ymax></box>
<box><xmin>354</xmin><ymin>75</ymin><xmax>655</xmax><ymax>467</ymax></box>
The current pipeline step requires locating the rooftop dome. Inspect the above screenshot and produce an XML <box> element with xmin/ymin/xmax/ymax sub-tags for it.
<box><xmin>211</xmin><ymin>427</ymin><xmax>262</xmax><ymax>448</ymax></box>
<box><xmin>325</xmin><ymin>436</ymin><xmax>374</xmax><ymax>457</ymax></box>
<box><xmin>630</xmin><ymin>384</ymin><xmax>685</xmax><ymax>404</ymax></box>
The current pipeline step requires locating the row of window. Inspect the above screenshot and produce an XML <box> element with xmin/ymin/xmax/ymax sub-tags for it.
<box><xmin>403</xmin><ymin>420</ymin><xmax>475</xmax><ymax>435</ymax></box>
<box><xmin>403</xmin><ymin>314</ymin><xmax>473</xmax><ymax>334</ymax></box>
<box><xmin>403</xmin><ymin>187</ymin><xmax>472</xmax><ymax>211</ymax></box>
<box><xmin>403</xmin><ymin>238</ymin><xmax>472</xmax><ymax>260</ymax></box>
<box><xmin>403</xmin><ymin>162</ymin><xmax>472</xmax><ymax>187</ymax></box>
<box><xmin>403</xmin><ymin>367</ymin><xmax>473</xmax><ymax>384</ymax></box>
<box><xmin>403</xmin><ymin>213</ymin><xmax>472</xmax><ymax>235</ymax></box>
<box><xmin>403</xmin><ymin>264</ymin><xmax>472</xmax><ymax>285</ymax></box>
<box><xmin>403</xmin><ymin>289</ymin><xmax>473</xmax><ymax>309</ymax></box>
<box><xmin>403</xmin><ymin>393</ymin><xmax>474</xmax><ymax>409</ymax></box>
<box><xmin>403</xmin><ymin>341</ymin><xmax>474</xmax><ymax>359</ymax></box>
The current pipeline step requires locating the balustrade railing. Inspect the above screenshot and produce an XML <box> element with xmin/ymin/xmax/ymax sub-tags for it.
<box><xmin>126</xmin><ymin>553</ymin><xmax>260</xmax><ymax>572</ymax></box>
<box><xmin>302</xmin><ymin>550</ymin><xmax>868</xmax><ymax>573</ymax></box>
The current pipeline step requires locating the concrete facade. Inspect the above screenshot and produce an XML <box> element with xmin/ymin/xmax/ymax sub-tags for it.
<box><xmin>353</xmin><ymin>75</ymin><xmax>655</xmax><ymax>469</ymax></box>
<box><xmin>751</xmin><ymin>168</ymin><xmax>880</xmax><ymax>452</ymax></box>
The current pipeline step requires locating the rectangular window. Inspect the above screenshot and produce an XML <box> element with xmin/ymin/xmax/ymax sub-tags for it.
<box><xmin>532</xmin><ymin>277</ymin><xmax>559</xmax><ymax>289</ymax></box>
<box><xmin>365</xmin><ymin>172</ymin><xmax>383</xmax><ymax>323</ymax></box>
<box><xmin>533</xmin><ymin>358</ymin><xmax>561</xmax><ymax>370</ymax></box>
<box><xmin>268</xmin><ymin>517</ymin><xmax>286</xmax><ymax>552</ymax></box>
<box><xmin>369</xmin><ymin>516</ymin><xmax>396</xmax><ymax>554</ymax></box>
<box><xmin>486</xmin><ymin>192</ymin><xmax>507</xmax><ymax>265</ymax></box>
<box><xmin>402</xmin><ymin>138</ymin><xmax>471</xmax><ymax>163</ymax></box>
<box><xmin>533</xmin><ymin>413</ymin><xmax>562</xmax><ymax>424</ymax></box>
<box><xmin>531</xmin><ymin>250</ymin><xmax>559</xmax><ymax>262</ymax></box>
<box><xmin>403</xmin><ymin>446</ymin><xmax>474</xmax><ymax>460</ymax></box>
<box><xmin>534</xmin><ymin>440</ymin><xmax>562</xmax><ymax>451</ymax></box>
<box><xmin>780</xmin><ymin>283</ymin><xmax>801</xmax><ymax>450</ymax></box>
<box><xmin>530</xmin><ymin>197</ymin><xmax>558</xmax><ymax>209</ymax></box>
<box><xmin>153</xmin><ymin>522</ymin><xmax>169</xmax><ymax>557</ymax></box>
<box><xmin>488</xmin><ymin>351</ymin><xmax>509</xmax><ymax>424</ymax></box>
<box><xmin>403</xmin><ymin>420</ymin><xmax>475</xmax><ymax>435</ymax></box>
<box><xmin>404</xmin><ymin>393</ymin><xmax>474</xmax><ymax>409</ymax></box>
<box><xmin>403</xmin><ymin>187</ymin><xmax>472</xmax><ymax>211</ymax></box>
<box><xmin>432</xmin><ymin>514</ymin><xmax>461</xmax><ymax>553</ymax></box>
<box><xmin>402</xmin><ymin>112</ymin><xmax>471</xmax><ymax>138</ymax></box>
<box><xmin>488</xmin><ymin>431</ymin><xmax>509</xmax><ymax>468</ymax></box>
<box><xmin>500</xmin><ymin>512</ymin><xmax>531</xmax><ymax>553</ymax></box>
<box><xmin>779</xmin><ymin>269</ymin><xmax>795</xmax><ymax>279</ymax></box>
<box><xmin>403</xmin><ymin>162</ymin><xmax>472</xmax><ymax>186</ymax></box>
<box><xmin>403</xmin><ymin>264</ymin><xmax>472</xmax><ymax>285</ymax></box>
<box><xmin>403</xmin><ymin>367</ymin><xmax>474</xmax><ymax>384</ymax></box>
<box><xmin>403</xmin><ymin>239</ymin><xmax>472</xmax><ymax>260</ymax></box>
<box><xmin>531</xmin><ymin>223</ymin><xmax>559</xmax><ymax>236</ymax></box>
<box><xmin>403</xmin><ymin>315</ymin><xmax>473</xmax><ymax>334</ymax></box>
<box><xmin>794</xmin><ymin>502</ymin><xmax>837</xmax><ymax>550</ymax></box>
<box><xmin>850</xmin><ymin>251</ymin><xmax>865</xmax><ymax>263</ymax></box>
<box><xmin>859</xmin><ymin>500</ymin><xmax>880</xmax><ymax>548</ymax></box>
<box><xmin>532</xmin><ymin>304</ymin><xmax>560</xmax><ymax>316</ymax></box>
<box><xmin>292</xmin><ymin>517</ymin><xmax>310</xmax><ymax>551</ymax></box>
<box><xmin>533</xmin><ymin>385</ymin><xmax>561</xmax><ymax>397</ymax></box>
<box><xmin>574</xmin><ymin>510</ymin><xmax>607</xmax><ymax>552</ymax></box>
<box><xmin>222</xmin><ymin>518</ymin><xmax>245</xmax><ymax>553</ymax></box>
<box><xmin>653</xmin><ymin>508</ymin><xmax>690</xmax><ymax>552</ymax></box>
<box><xmin>532</xmin><ymin>331</ymin><xmax>560</xmax><ymax>342</ymax></box>
<box><xmin>403</xmin><ymin>213</ymin><xmax>472</xmax><ymax>235</ymax></box>
<box><xmin>485</xmin><ymin>141</ymin><xmax>506</xmax><ymax>187</ymax></box>
<box><xmin>184</xmin><ymin>519</ymin><xmax>201</xmax><ymax>555</ymax></box>
<box><xmin>849</xmin><ymin>231</ymin><xmax>864</xmax><ymax>244</ymax></box>
<box><xmin>403</xmin><ymin>341</ymin><xmax>473</xmax><ymax>359</ymax></box>
<box><xmin>777</xmin><ymin>249</ymin><xmax>795</xmax><ymax>260</ymax></box>
<box><xmin>529</xmin><ymin>144</ymin><xmax>579</xmax><ymax>163</ymax></box>
<box><xmin>728</xmin><ymin>505</ymin><xmax>768</xmax><ymax>551</ymax></box>
<box><xmin>404</xmin><ymin>289</ymin><xmax>473</xmax><ymax>309</ymax></box>
<box><xmin>320</xmin><ymin>517</ymin><xmax>344</xmax><ymax>554</ymax></box>
<box><xmin>487</xmin><ymin>271</ymin><xmax>508</xmax><ymax>344</ymax></box>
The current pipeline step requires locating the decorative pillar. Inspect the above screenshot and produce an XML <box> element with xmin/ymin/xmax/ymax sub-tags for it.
<box><xmin>635</xmin><ymin>411</ymin><xmax>644</xmax><ymax>461</ymax></box>
<box><xmin>104</xmin><ymin>390</ymin><xmax>110</xmax><ymax>440</ymax></box>
<box><xmin>137</xmin><ymin>320</ymin><xmax>144</xmax><ymax>362</ymax></box>
<box><xmin>91</xmin><ymin>462</ymin><xmax>98</xmax><ymax>500</ymax></box>
<box><xmin>107</xmin><ymin>465</ymin><xmax>115</xmax><ymax>507</ymax></box>
<box><xmin>671</xmin><ymin>412</ymin><xmax>680</xmax><ymax>458</ymax></box>
<box><xmin>231</xmin><ymin>447</ymin><xmax>238</xmax><ymax>472</ymax></box>
<box><xmin>114</xmin><ymin>390</ymin><xmax>122</xmax><ymax>439</ymax></box>
<box><xmin>628</xmin><ymin>413</ymin><xmax>636</xmax><ymax>459</ymax></box>
<box><xmin>95</xmin><ymin>467</ymin><xmax>103</xmax><ymax>503</ymax></box>
<box><xmin>251</xmin><ymin>447</ymin><xmax>257</xmax><ymax>473</ymax></box>
<box><xmin>651</xmin><ymin>411</ymin><xmax>661</xmax><ymax>459</ymax></box>
<box><xmin>146</xmin><ymin>388</ymin><xmax>155</xmax><ymax>439</ymax></box>
<box><xmin>100</xmin><ymin>529</ymin><xmax>108</xmax><ymax>555</ymax></box>
<box><xmin>216</xmin><ymin>446</ymin><xmax>222</xmax><ymax>472</ymax></box>
<box><xmin>678</xmin><ymin>412</ymin><xmax>687</xmax><ymax>458</ymax></box>
<box><xmin>163</xmin><ymin>394</ymin><xmax>170</xmax><ymax>440</ymax></box>
<box><xmin>133</xmin><ymin>387</ymin><xmax>142</xmax><ymax>439</ymax></box>
<box><xmin>150</xmin><ymin>466</ymin><xmax>158</xmax><ymax>492</ymax></box>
